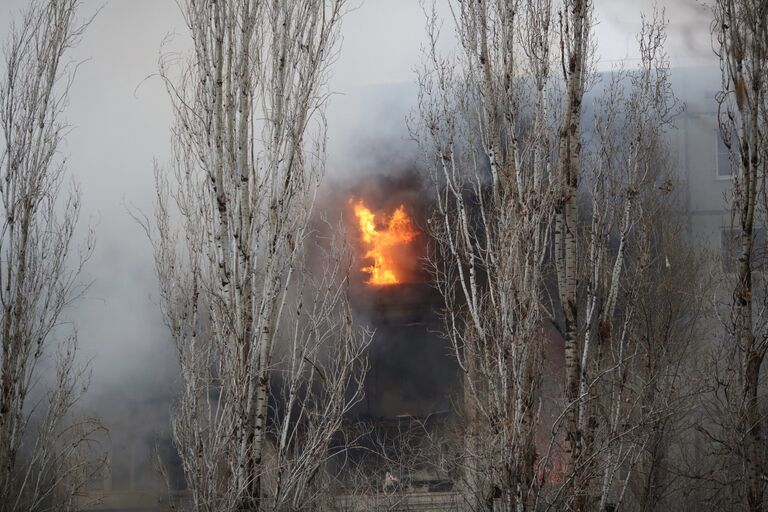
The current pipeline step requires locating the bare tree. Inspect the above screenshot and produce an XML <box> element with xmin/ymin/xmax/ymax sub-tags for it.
<box><xmin>0</xmin><ymin>1</ymin><xmax>97</xmax><ymax>511</ymax></box>
<box><xmin>711</xmin><ymin>0</ymin><xmax>768</xmax><ymax>510</ymax></box>
<box><xmin>259</xmin><ymin>230</ymin><xmax>371</xmax><ymax>511</ymax></box>
<box><xmin>413</xmin><ymin>1</ymin><xmax>557</xmax><ymax>510</ymax></box>
<box><xmin>413</xmin><ymin>2</ymin><xmax>710</xmax><ymax>511</ymax></box>
<box><xmin>145</xmin><ymin>1</ymin><xmax>370</xmax><ymax>510</ymax></box>
<box><xmin>572</xmin><ymin>18</ymin><xmax>702</xmax><ymax>511</ymax></box>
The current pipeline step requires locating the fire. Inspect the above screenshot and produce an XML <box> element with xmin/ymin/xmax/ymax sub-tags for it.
<box><xmin>352</xmin><ymin>200</ymin><xmax>419</xmax><ymax>285</ymax></box>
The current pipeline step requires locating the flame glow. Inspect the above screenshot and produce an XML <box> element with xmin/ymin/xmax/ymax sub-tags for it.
<box><xmin>353</xmin><ymin>200</ymin><xmax>419</xmax><ymax>285</ymax></box>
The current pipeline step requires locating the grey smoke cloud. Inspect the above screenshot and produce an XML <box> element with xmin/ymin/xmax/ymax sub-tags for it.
<box><xmin>0</xmin><ymin>0</ymin><xmax>716</xmax><ymax>427</ymax></box>
<box><xmin>595</xmin><ymin>0</ymin><xmax>715</xmax><ymax>66</ymax></box>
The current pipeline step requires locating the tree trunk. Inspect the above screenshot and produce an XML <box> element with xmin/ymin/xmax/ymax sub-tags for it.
<box><xmin>556</xmin><ymin>1</ymin><xmax>589</xmax><ymax>507</ymax></box>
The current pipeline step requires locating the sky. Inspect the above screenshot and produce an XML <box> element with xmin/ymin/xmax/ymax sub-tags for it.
<box><xmin>0</xmin><ymin>0</ymin><xmax>715</xmax><ymax>420</ymax></box>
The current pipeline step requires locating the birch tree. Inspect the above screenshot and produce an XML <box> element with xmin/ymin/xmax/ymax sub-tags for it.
<box><xmin>553</xmin><ymin>1</ymin><xmax>591</xmax><ymax>506</ymax></box>
<box><xmin>413</xmin><ymin>2</ymin><xmax>708</xmax><ymax>510</ymax></box>
<box><xmin>147</xmin><ymin>1</ymin><xmax>369</xmax><ymax>511</ymax></box>
<box><xmin>0</xmin><ymin>1</ymin><xmax>96</xmax><ymax>511</ymax></box>
<box><xmin>572</xmin><ymin>16</ymin><xmax>693</xmax><ymax>509</ymax></box>
<box><xmin>413</xmin><ymin>1</ymin><xmax>558</xmax><ymax>510</ymax></box>
<box><xmin>712</xmin><ymin>0</ymin><xmax>768</xmax><ymax>509</ymax></box>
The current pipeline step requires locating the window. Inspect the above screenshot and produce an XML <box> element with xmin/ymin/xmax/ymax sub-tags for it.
<box><xmin>716</xmin><ymin>126</ymin><xmax>734</xmax><ymax>178</ymax></box>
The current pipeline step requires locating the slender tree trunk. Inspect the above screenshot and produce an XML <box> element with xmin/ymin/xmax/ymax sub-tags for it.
<box><xmin>556</xmin><ymin>1</ymin><xmax>589</xmax><ymax>507</ymax></box>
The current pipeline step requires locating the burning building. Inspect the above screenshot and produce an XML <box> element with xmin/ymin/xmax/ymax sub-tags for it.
<box><xmin>341</xmin><ymin>177</ymin><xmax>463</xmax><ymax>422</ymax></box>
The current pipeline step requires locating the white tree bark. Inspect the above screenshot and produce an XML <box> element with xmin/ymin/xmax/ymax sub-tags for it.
<box><xmin>553</xmin><ymin>3</ymin><xmax>591</xmax><ymax>507</ymax></box>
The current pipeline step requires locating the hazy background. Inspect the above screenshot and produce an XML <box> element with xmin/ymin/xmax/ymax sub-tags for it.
<box><xmin>0</xmin><ymin>0</ymin><xmax>715</xmax><ymax>424</ymax></box>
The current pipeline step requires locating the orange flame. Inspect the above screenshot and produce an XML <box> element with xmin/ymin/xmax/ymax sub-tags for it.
<box><xmin>353</xmin><ymin>200</ymin><xmax>419</xmax><ymax>285</ymax></box>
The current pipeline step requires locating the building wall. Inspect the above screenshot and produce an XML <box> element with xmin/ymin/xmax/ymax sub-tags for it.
<box><xmin>671</xmin><ymin>66</ymin><xmax>732</xmax><ymax>259</ymax></box>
